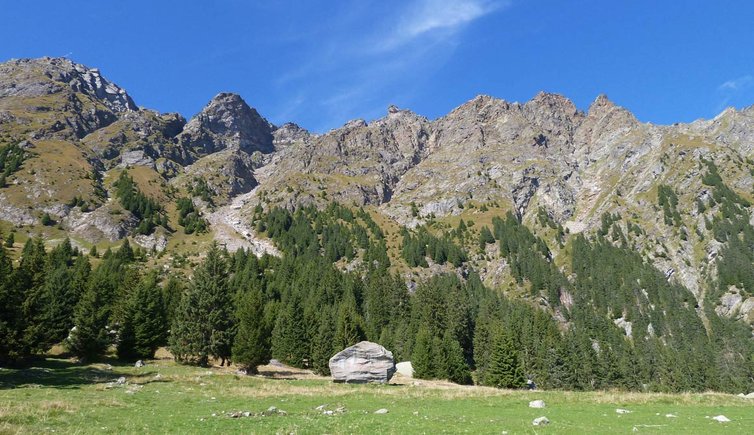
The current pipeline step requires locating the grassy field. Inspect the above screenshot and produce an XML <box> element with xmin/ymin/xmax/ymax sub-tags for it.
<box><xmin>1</xmin><ymin>356</ymin><xmax>753</xmax><ymax>434</ymax></box>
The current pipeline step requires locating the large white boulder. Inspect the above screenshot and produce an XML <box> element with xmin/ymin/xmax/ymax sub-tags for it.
<box><xmin>395</xmin><ymin>361</ymin><xmax>414</xmax><ymax>378</ymax></box>
<box><xmin>329</xmin><ymin>341</ymin><xmax>396</xmax><ymax>384</ymax></box>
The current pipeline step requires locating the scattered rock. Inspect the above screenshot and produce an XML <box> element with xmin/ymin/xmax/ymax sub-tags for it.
<box><xmin>528</xmin><ymin>400</ymin><xmax>546</xmax><ymax>408</ymax></box>
<box><xmin>374</xmin><ymin>408</ymin><xmax>389</xmax><ymax>414</ymax></box>
<box><xmin>665</xmin><ymin>414</ymin><xmax>677</xmax><ymax>418</ymax></box>
<box><xmin>712</xmin><ymin>415</ymin><xmax>730</xmax><ymax>423</ymax></box>
<box><xmin>329</xmin><ymin>341</ymin><xmax>396</xmax><ymax>384</ymax></box>
<box><xmin>134</xmin><ymin>360</ymin><xmax>145</xmax><ymax>368</ymax></box>
<box><xmin>115</xmin><ymin>376</ymin><xmax>127</xmax><ymax>385</ymax></box>
<box><xmin>395</xmin><ymin>361</ymin><xmax>414</xmax><ymax>378</ymax></box>
<box><xmin>263</xmin><ymin>406</ymin><xmax>286</xmax><ymax>416</ymax></box>
<box><xmin>532</xmin><ymin>416</ymin><xmax>550</xmax><ymax>426</ymax></box>
<box><xmin>616</xmin><ymin>408</ymin><xmax>632</xmax><ymax>414</ymax></box>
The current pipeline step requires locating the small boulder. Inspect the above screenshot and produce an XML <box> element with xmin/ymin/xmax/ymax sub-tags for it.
<box><xmin>374</xmin><ymin>408</ymin><xmax>389</xmax><ymax>414</ymax></box>
<box><xmin>616</xmin><ymin>408</ymin><xmax>632</xmax><ymax>414</ymax></box>
<box><xmin>135</xmin><ymin>360</ymin><xmax>145</xmax><ymax>368</ymax></box>
<box><xmin>532</xmin><ymin>416</ymin><xmax>550</xmax><ymax>426</ymax></box>
<box><xmin>329</xmin><ymin>341</ymin><xmax>396</xmax><ymax>384</ymax></box>
<box><xmin>745</xmin><ymin>392</ymin><xmax>754</xmax><ymax>399</ymax></box>
<box><xmin>529</xmin><ymin>400</ymin><xmax>546</xmax><ymax>409</ymax></box>
<box><xmin>396</xmin><ymin>361</ymin><xmax>414</xmax><ymax>378</ymax></box>
<box><xmin>115</xmin><ymin>376</ymin><xmax>127</xmax><ymax>385</ymax></box>
<box><xmin>712</xmin><ymin>415</ymin><xmax>730</xmax><ymax>423</ymax></box>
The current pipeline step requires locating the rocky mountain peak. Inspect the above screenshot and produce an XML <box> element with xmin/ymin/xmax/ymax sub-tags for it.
<box><xmin>273</xmin><ymin>122</ymin><xmax>311</xmax><ymax>147</ymax></box>
<box><xmin>343</xmin><ymin>119</ymin><xmax>368</xmax><ymax>129</ymax></box>
<box><xmin>583</xmin><ymin>93</ymin><xmax>638</xmax><ymax>130</ymax></box>
<box><xmin>177</xmin><ymin>92</ymin><xmax>274</xmax><ymax>161</ymax></box>
<box><xmin>0</xmin><ymin>57</ymin><xmax>137</xmax><ymax>113</ymax></box>
<box><xmin>587</xmin><ymin>94</ymin><xmax>618</xmax><ymax>117</ymax></box>
<box><xmin>524</xmin><ymin>92</ymin><xmax>581</xmax><ymax>119</ymax></box>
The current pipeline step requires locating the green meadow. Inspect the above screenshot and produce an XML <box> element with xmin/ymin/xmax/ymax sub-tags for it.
<box><xmin>1</xmin><ymin>356</ymin><xmax>752</xmax><ymax>434</ymax></box>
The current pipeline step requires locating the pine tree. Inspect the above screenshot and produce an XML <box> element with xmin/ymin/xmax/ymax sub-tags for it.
<box><xmin>4</xmin><ymin>232</ymin><xmax>13</xmax><ymax>248</ymax></box>
<box><xmin>41</xmin><ymin>212</ymin><xmax>53</xmax><ymax>226</ymax></box>
<box><xmin>89</xmin><ymin>245</ymin><xmax>98</xmax><ymax>258</ymax></box>
<box><xmin>33</xmin><ymin>263</ymin><xmax>75</xmax><ymax>351</ymax></box>
<box><xmin>333</xmin><ymin>289</ymin><xmax>365</xmax><ymax>351</ymax></box>
<box><xmin>170</xmin><ymin>244</ymin><xmax>234</xmax><ymax>366</ymax></box>
<box><xmin>232</xmin><ymin>286</ymin><xmax>270</xmax><ymax>374</ymax></box>
<box><xmin>412</xmin><ymin>325</ymin><xmax>434</xmax><ymax>379</ymax></box>
<box><xmin>67</xmin><ymin>281</ymin><xmax>111</xmax><ymax>361</ymax></box>
<box><xmin>0</xmin><ymin>240</ymin><xmax>22</xmax><ymax>363</ymax></box>
<box><xmin>442</xmin><ymin>330</ymin><xmax>473</xmax><ymax>385</ymax></box>
<box><xmin>271</xmin><ymin>296</ymin><xmax>310</xmax><ymax>367</ymax></box>
<box><xmin>162</xmin><ymin>275</ymin><xmax>184</xmax><ymax>327</ymax></box>
<box><xmin>484</xmin><ymin>332</ymin><xmax>526</xmax><ymax>389</ymax></box>
<box><xmin>118</xmin><ymin>273</ymin><xmax>167</xmax><ymax>360</ymax></box>
<box><xmin>311</xmin><ymin>307</ymin><xmax>336</xmax><ymax>375</ymax></box>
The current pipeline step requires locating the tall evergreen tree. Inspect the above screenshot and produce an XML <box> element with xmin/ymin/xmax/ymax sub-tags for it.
<box><xmin>484</xmin><ymin>331</ymin><xmax>526</xmax><ymax>389</ymax></box>
<box><xmin>412</xmin><ymin>325</ymin><xmax>434</xmax><ymax>379</ymax></box>
<box><xmin>271</xmin><ymin>296</ymin><xmax>310</xmax><ymax>367</ymax></box>
<box><xmin>0</xmin><ymin>240</ymin><xmax>22</xmax><ymax>363</ymax></box>
<box><xmin>442</xmin><ymin>330</ymin><xmax>473</xmax><ymax>385</ymax></box>
<box><xmin>232</xmin><ymin>286</ymin><xmax>270</xmax><ymax>374</ymax></box>
<box><xmin>118</xmin><ymin>273</ymin><xmax>167</xmax><ymax>360</ymax></box>
<box><xmin>170</xmin><ymin>244</ymin><xmax>234</xmax><ymax>366</ymax></box>
<box><xmin>67</xmin><ymin>281</ymin><xmax>112</xmax><ymax>361</ymax></box>
<box><xmin>333</xmin><ymin>289</ymin><xmax>365</xmax><ymax>351</ymax></box>
<box><xmin>311</xmin><ymin>306</ymin><xmax>337</xmax><ymax>375</ymax></box>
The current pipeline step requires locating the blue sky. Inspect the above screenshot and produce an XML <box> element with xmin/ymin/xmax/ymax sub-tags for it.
<box><xmin>3</xmin><ymin>1</ymin><xmax>754</xmax><ymax>132</ymax></box>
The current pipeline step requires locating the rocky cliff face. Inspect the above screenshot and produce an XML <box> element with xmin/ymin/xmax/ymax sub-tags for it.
<box><xmin>2</xmin><ymin>57</ymin><xmax>754</xmax><ymax>323</ymax></box>
<box><xmin>176</xmin><ymin>92</ymin><xmax>274</xmax><ymax>164</ymax></box>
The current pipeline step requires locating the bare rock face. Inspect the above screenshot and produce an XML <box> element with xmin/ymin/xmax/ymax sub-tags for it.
<box><xmin>0</xmin><ymin>57</ymin><xmax>136</xmax><ymax>113</ymax></box>
<box><xmin>329</xmin><ymin>341</ymin><xmax>396</xmax><ymax>384</ymax></box>
<box><xmin>175</xmin><ymin>92</ymin><xmax>274</xmax><ymax>164</ymax></box>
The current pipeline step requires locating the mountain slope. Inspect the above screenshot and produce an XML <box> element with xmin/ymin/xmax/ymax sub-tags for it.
<box><xmin>2</xmin><ymin>57</ymin><xmax>754</xmax><ymax>329</ymax></box>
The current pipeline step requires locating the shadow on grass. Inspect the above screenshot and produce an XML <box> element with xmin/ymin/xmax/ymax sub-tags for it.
<box><xmin>0</xmin><ymin>357</ymin><xmax>163</xmax><ymax>390</ymax></box>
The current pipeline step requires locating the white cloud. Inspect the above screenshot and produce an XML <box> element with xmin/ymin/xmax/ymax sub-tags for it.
<box><xmin>718</xmin><ymin>75</ymin><xmax>753</xmax><ymax>91</ymax></box>
<box><xmin>379</xmin><ymin>0</ymin><xmax>507</xmax><ymax>51</ymax></box>
<box><xmin>270</xmin><ymin>0</ymin><xmax>509</xmax><ymax>131</ymax></box>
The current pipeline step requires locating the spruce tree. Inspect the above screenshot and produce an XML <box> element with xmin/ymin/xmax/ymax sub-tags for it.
<box><xmin>311</xmin><ymin>307</ymin><xmax>336</xmax><ymax>375</ymax></box>
<box><xmin>0</xmin><ymin>241</ymin><xmax>22</xmax><ymax>363</ymax></box>
<box><xmin>162</xmin><ymin>275</ymin><xmax>184</xmax><ymax>327</ymax></box>
<box><xmin>232</xmin><ymin>286</ymin><xmax>270</xmax><ymax>374</ymax></box>
<box><xmin>271</xmin><ymin>296</ymin><xmax>309</xmax><ymax>367</ymax></box>
<box><xmin>442</xmin><ymin>330</ymin><xmax>473</xmax><ymax>385</ymax></box>
<box><xmin>333</xmin><ymin>289</ymin><xmax>365</xmax><ymax>351</ymax></box>
<box><xmin>17</xmin><ymin>237</ymin><xmax>49</xmax><ymax>355</ymax></box>
<box><xmin>67</xmin><ymin>281</ymin><xmax>111</xmax><ymax>361</ymax></box>
<box><xmin>170</xmin><ymin>244</ymin><xmax>233</xmax><ymax>366</ymax></box>
<box><xmin>4</xmin><ymin>232</ymin><xmax>13</xmax><ymax>248</ymax></box>
<box><xmin>484</xmin><ymin>332</ymin><xmax>526</xmax><ymax>389</ymax></box>
<box><xmin>412</xmin><ymin>325</ymin><xmax>434</xmax><ymax>379</ymax></box>
<box><xmin>118</xmin><ymin>273</ymin><xmax>167</xmax><ymax>360</ymax></box>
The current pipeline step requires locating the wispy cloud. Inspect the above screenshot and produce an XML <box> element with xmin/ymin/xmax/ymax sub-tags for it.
<box><xmin>718</xmin><ymin>75</ymin><xmax>753</xmax><ymax>92</ymax></box>
<box><xmin>269</xmin><ymin>0</ymin><xmax>509</xmax><ymax>132</ymax></box>
<box><xmin>379</xmin><ymin>0</ymin><xmax>506</xmax><ymax>51</ymax></box>
<box><xmin>715</xmin><ymin>74</ymin><xmax>754</xmax><ymax>113</ymax></box>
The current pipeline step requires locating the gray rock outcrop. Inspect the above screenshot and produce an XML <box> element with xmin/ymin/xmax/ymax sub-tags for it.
<box><xmin>329</xmin><ymin>341</ymin><xmax>396</xmax><ymax>384</ymax></box>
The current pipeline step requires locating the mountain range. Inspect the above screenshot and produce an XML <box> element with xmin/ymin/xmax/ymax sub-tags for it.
<box><xmin>1</xmin><ymin>56</ymin><xmax>754</xmax><ymax>327</ymax></box>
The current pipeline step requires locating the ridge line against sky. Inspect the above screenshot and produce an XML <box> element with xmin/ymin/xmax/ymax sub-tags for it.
<box><xmin>2</xmin><ymin>0</ymin><xmax>754</xmax><ymax>133</ymax></box>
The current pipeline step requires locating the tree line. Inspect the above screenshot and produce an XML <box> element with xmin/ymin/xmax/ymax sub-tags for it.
<box><xmin>1</xmin><ymin>200</ymin><xmax>752</xmax><ymax>393</ymax></box>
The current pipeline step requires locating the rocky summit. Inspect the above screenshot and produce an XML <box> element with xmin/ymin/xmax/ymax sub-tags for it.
<box><xmin>2</xmin><ymin>56</ymin><xmax>754</xmax><ymax>327</ymax></box>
